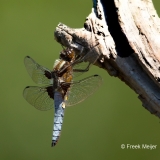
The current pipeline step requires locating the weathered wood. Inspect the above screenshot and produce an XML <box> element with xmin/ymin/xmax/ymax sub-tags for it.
<box><xmin>54</xmin><ymin>0</ymin><xmax>160</xmax><ymax>118</ymax></box>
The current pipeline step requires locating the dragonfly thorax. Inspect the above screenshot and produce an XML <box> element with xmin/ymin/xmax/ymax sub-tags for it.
<box><xmin>52</xmin><ymin>58</ymin><xmax>73</xmax><ymax>98</ymax></box>
<box><xmin>53</xmin><ymin>59</ymin><xmax>66</xmax><ymax>71</ymax></box>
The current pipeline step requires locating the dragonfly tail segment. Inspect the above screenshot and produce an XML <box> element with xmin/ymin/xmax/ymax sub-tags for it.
<box><xmin>51</xmin><ymin>91</ymin><xmax>65</xmax><ymax>147</ymax></box>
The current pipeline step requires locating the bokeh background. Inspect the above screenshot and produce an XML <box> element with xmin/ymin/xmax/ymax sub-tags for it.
<box><xmin>1</xmin><ymin>0</ymin><xmax>160</xmax><ymax>159</ymax></box>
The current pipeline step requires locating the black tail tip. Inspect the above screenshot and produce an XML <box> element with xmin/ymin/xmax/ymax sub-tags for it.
<box><xmin>51</xmin><ymin>141</ymin><xmax>57</xmax><ymax>147</ymax></box>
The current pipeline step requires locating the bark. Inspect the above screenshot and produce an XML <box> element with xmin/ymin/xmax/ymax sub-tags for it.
<box><xmin>54</xmin><ymin>0</ymin><xmax>160</xmax><ymax>118</ymax></box>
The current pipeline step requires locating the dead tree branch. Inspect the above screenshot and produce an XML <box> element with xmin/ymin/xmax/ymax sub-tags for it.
<box><xmin>54</xmin><ymin>0</ymin><xmax>160</xmax><ymax>118</ymax></box>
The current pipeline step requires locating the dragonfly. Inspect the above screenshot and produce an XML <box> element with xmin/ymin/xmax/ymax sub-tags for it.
<box><xmin>23</xmin><ymin>48</ymin><xmax>102</xmax><ymax>147</ymax></box>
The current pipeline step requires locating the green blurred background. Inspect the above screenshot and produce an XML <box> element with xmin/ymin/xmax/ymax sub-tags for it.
<box><xmin>1</xmin><ymin>0</ymin><xmax>160</xmax><ymax>159</ymax></box>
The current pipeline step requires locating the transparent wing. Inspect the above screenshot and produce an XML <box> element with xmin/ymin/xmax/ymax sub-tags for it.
<box><xmin>68</xmin><ymin>46</ymin><xmax>99</xmax><ymax>78</ymax></box>
<box><xmin>24</xmin><ymin>56</ymin><xmax>53</xmax><ymax>84</ymax></box>
<box><xmin>65</xmin><ymin>75</ymin><xmax>102</xmax><ymax>106</ymax></box>
<box><xmin>62</xmin><ymin>47</ymin><xmax>99</xmax><ymax>78</ymax></box>
<box><xmin>72</xmin><ymin>61</ymin><xmax>91</xmax><ymax>78</ymax></box>
<box><xmin>23</xmin><ymin>85</ymin><xmax>54</xmax><ymax>111</ymax></box>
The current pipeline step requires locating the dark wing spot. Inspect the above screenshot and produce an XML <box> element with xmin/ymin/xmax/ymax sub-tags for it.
<box><xmin>45</xmin><ymin>70</ymin><xmax>52</xmax><ymax>79</ymax></box>
<box><xmin>61</xmin><ymin>82</ymin><xmax>71</xmax><ymax>95</ymax></box>
<box><xmin>46</xmin><ymin>86</ymin><xmax>54</xmax><ymax>99</ymax></box>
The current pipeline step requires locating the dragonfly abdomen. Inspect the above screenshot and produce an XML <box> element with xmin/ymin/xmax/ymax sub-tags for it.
<box><xmin>51</xmin><ymin>91</ymin><xmax>65</xmax><ymax>147</ymax></box>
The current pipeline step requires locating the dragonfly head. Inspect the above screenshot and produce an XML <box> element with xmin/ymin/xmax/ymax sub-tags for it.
<box><xmin>60</xmin><ymin>48</ymin><xmax>75</xmax><ymax>62</ymax></box>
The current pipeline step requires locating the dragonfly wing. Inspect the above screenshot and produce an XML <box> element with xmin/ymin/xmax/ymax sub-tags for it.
<box><xmin>72</xmin><ymin>48</ymin><xmax>99</xmax><ymax>78</ymax></box>
<box><xmin>65</xmin><ymin>75</ymin><xmax>102</xmax><ymax>106</ymax></box>
<box><xmin>51</xmin><ymin>91</ymin><xmax>65</xmax><ymax>147</ymax></box>
<box><xmin>23</xmin><ymin>85</ymin><xmax>54</xmax><ymax>111</ymax></box>
<box><xmin>24</xmin><ymin>56</ymin><xmax>53</xmax><ymax>84</ymax></box>
<box><xmin>72</xmin><ymin>61</ymin><xmax>91</xmax><ymax>78</ymax></box>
